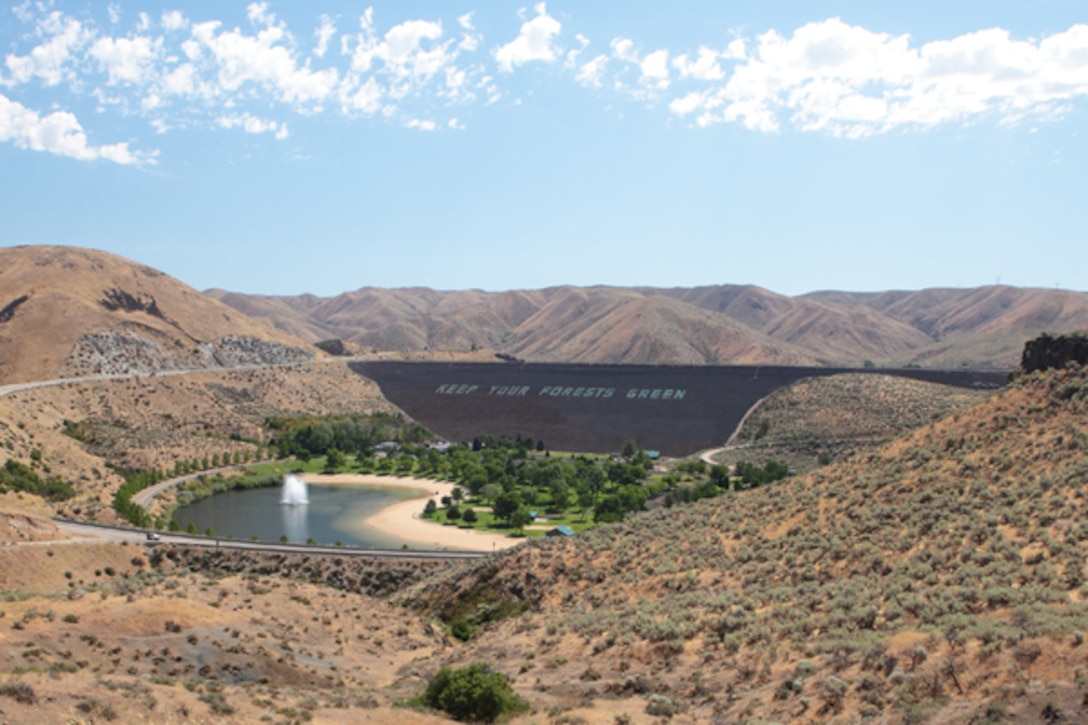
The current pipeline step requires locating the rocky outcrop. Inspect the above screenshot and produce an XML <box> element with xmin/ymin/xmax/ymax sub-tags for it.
<box><xmin>314</xmin><ymin>338</ymin><xmax>348</xmax><ymax>356</ymax></box>
<box><xmin>0</xmin><ymin>295</ymin><xmax>30</xmax><ymax>324</ymax></box>
<box><xmin>1020</xmin><ymin>332</ymin><xmax>1088</xmax><ymax>373</ymax></box>
<box><xmin>63</xmin><ymin>331</ymin><xmax>315</xmax><ymax>377</ymax></box>
<box><xmin>98</xmin><ymin>288</ymin><xmax>165</xmax><ymax>319</ymax></box>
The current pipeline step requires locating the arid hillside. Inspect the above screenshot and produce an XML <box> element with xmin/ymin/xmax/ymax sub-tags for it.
<box><xmin>712</xmin><ymin>372</ymin><xmax>994</xmax><ymax>474</ymax></box>
<box><xmin>396</xmin><ymin>359</ymin><xmax>1088</xmax><ymax>723</ymax></box>
<box><xmin>0</xmin><ymin>246</ymin><xmax>319</xmax><ymax>385</ymax></box>
<box><xmin>211</xmin><ymin>281</ymin><xmax>1088</xmax><ymax>369</ymax></box>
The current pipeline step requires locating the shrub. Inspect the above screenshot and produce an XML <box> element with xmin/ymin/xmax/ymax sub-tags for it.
<box><xmin>450</xmin><ymin>619</ymin><xmax>476</xmax><ymax>642</ymax></box>
<box><xmin>0</xmin><ymin>681</ymin><xmax>36</xmax><ymax>704</ymax></box>
<box><xmin>419</xmin><ymin>663</ymin><xmax>529</xmax><ymax>723</ymax></box>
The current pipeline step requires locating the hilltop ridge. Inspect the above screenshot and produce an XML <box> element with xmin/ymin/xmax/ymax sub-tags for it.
<box><xmin>211</xmin><ymin>282</ymin><xmax>1088</xmax><ymax>369</ymax></box>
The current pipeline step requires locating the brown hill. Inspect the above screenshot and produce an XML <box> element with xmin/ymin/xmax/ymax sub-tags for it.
<box><xmin>400</xmin><ymin>360</ymin><xmax>1088</xmax><ymax>723</ymax></box>
<box><xmin>214</xmin><ymin>281</ymin><xmax>1088</xmax><ymax>369</ymax></box>
<box><xmin>807</xmin><ymin>285</ymin><xmax>1088</xmax><ymax>367</ymax></box>
<box><xmin>0</xmin><ymin>246</ymin><xmax>319</xmax><ymax>385</ymax></box>
<box><xmin>504</xmin><ymin>287</ymin><xmax>819</xmax><ymax>365</ymax></box>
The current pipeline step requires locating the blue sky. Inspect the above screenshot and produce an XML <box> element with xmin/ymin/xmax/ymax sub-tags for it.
<box><xmin>1</xmin><ymin>1</ymin><xmax>1086</xmax><ymax>297</ymax></box>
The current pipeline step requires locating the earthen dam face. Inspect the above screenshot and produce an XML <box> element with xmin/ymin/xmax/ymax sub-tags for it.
<box><xmin>350</xmin><ymin>362</ymin><xmax>1009</xmax><ymax>457</ymax></box>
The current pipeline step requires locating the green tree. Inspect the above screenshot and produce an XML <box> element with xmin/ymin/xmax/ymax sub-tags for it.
<box><xmin>324</xmin><ymin>447</ymin><xmax>347</xmax><ymax>472</ymax></box>
<box><xmin>481</xmin><ymin>483</ymin><xmax>501</xmax><ymax>504</ymax></box>
<box><xmin>419</xmin><ymin>663</ymin><xmax>528</xmax><ymax>723</ymax></box>
<box><xmin>594</xmin><ymin>495</ymin><xmax>624</xmax><ymax>524</ymax></box>
<box><xmin>577</xmin><ymin>484</ymin><xmax>595</xmax><ymax>520</ymax></box>
<box><xmin>621</xmin><ymin>437</ymin><xmax>639</xmax><ymax>460</ymax></box>
<box><xmin>709</xmin><ymin>465</ymin><xmax>730</xmax><ymax>488</ymax></box>
<box><xmin>462</xmin><ymin>508</ymin><xmax>477</xmax><ymax>524</ymax></box>
<box><xmin>510</xmin><ymin>505</ymin><xmax>532</xmax><ymax>533</ymax></box>
<box><xmin>447</xmin><ymin>504</ymin><xmax>462</xmax><ymax>521</ymax></box>
<box><xmin>492</xmin><ymin>490</ymin><xmax>522</xmax><ymax>524</ymax></box>
<box><xmin>423</xmin><ymin>499</ymin><xmax>438</xmax><ymax>517</ymax></box>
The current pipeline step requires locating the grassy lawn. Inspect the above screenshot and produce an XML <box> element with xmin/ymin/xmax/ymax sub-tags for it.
<box><xmin>425</xmin><ymin>501</ymin><xmax>596</xmax><ymax>537</ymax></box>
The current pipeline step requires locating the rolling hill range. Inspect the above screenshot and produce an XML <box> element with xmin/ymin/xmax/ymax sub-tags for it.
<box><xmin>209</xmin><ymin>282</ymin><xmax>1088</xmax><ymax>369</ymax></box>
<box><xmin>0</xmin><ymin>246</ymin><xmax>319</xmax><ymax>385</ymax></box>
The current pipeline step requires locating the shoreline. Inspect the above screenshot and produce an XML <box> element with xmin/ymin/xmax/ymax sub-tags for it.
<box><xmin>301</xmin><ymin>473</ymin><xmax>522</xmax><ymax>552</ymax></box>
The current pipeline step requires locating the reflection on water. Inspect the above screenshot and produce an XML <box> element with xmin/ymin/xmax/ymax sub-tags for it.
<box><xmin>281</xmin><ymin>503</ymin><xmax>309</xmax><ymax>543</ymax></box>
<box><xmin>172</xmin><ymin>484</ymin><xmax>423</xmax><ymax>548</ymax></box>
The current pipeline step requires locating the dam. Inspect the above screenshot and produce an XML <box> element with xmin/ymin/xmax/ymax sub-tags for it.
<box><xmin>350</xmin><ymin>361</ymin><xmax>1008</xmax><ymax>456</ymax></box>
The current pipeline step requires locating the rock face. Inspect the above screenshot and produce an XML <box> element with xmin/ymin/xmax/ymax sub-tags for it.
<box><xmin>63</xmin><ymin>332</ymin><xmax>314</xmax><ymax>377</ymax></box>
<box><xmin>1020</xmin><ymin>332</ymin><xmax>1088</xmax><ymax>373</ymax></box>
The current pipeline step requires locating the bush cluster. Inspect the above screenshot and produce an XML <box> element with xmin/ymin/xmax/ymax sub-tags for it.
<box><xmin>418</xmin><ymin>663</ymin><xmax>529</xmax><ymax>723</ymax></box>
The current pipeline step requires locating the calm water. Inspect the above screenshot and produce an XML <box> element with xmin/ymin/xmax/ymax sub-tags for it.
<box><xmin>172</xmin><ymin>484</ymin><xmax>425</xmax><ymax>548</ymax></box>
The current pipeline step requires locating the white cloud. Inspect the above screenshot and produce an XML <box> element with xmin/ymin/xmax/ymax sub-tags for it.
<box><xmin>494</xmin><ymin>2</ymin><xmax>561</xmax><ymax>72</ymax></box>
<box><xmin>405</xmin><ymin>118</ymin><xmax>436</xmax><ymax>131</ymax></box>
<box><xmin>217</xmin><ymin>111</ymin><xmax>288</xmax><ymax>139</ymax></box>
<box><xmin>344</xmin><ymin>11</ymin><xmax>456</xmax><ymax>102</ymax></box>
<box><xmin>246</xmin><ymin>3</ymin><xmax>272</xmax><ymax>27</ymax></box>
<box><xmin>458</xmin><ymin>12</ymin><xmax>480</xmax><ymax>52</ymax></box>
<box><xmin>610</xmin><ymin>37</ymin><xmax>637</xmax><ymax>64</ymax></box>
<box><xmin>669</xmin><ymin>90</ymin><xmax>708</xmax><ymax>116</ymax></box>
<box><xmin>4</xmin><ymin>12</ymin><xmax>93</xmax><ymax>87</ymax></box>
<box><xmin>640</xmin><ymin>49</ymin><xmax>670</xmax><ymax>89</ymax></box>
<box><xmin>564</xmin><ymin>33</ymin><xmax>589</xmax><ymax>69</ymax></box>
<box><xmin>673</xmin><ymin>47</ymin><xmax>725</xmax><ymax>81</ymax></box>
<box><xmin>88</xmin><ymin>35</ymin><xmax>162</xmax><ymax>85</ymax></box>
<box><xmin>107</xmin><ymin>4</ymin><xmax>121</xmax><ymax>25</ymax></box>
<box><xmin>340</xmin><ymin>75</ymin><xmax>384</xmax><ymax>113</ymax></box>
<box><xmin>576</xmin><ymin>54</ymin><xmax>608</xmax><ymax>87</ymax></box>
<box><xmin>0</xmin><ymin>92</ymin><xmax>153</xmax><ymax>164</ymax></box>
<box><xmin>313</xmin><ymin>14</ymin><xmax>335</xmax><ymax>57</ymax></box>
<box><xmin>189</xmin><ymin>16</ymin><xmax>339</xmax><ymax>107</ymax></box>
<box><xmin>136</xmin><ymin>12</ymin><xmax>151</xmax><ymax>33</ymax></box>
<box><xmin>158</xmin><ymin>62</ymin><xmax>201</xmax><ymax>97</ymax></box>
<box><xmin>670</xmin><ymin>18</ymin><xmax>1088</xmax><ymax>136</ymax></box>
<box><xmin>162</xmin><ymin>11</ymin><xmax>188</xmax><ymax>32</ymax></box>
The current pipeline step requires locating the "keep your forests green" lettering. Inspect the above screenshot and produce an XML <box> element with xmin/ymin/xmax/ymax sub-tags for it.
<box><xmin>434</xmin><ymin>384</ymin><xmax>685</xmax><ymax>400</ymax></box>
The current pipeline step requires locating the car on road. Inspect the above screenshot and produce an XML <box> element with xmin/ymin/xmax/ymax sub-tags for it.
<box><xmin>146</xmin><ymin>532</ymin><xmax>161</xmax><ymax>542</ymax></box>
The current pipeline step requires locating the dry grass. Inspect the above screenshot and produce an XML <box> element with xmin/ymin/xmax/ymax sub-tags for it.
<box><xmin>0</xmin><ymin>543</ymin><xmax>455</xmax><ymax>724</ymax></box>
<box><xmin>714</xmin><ymin>372</ymin><xmax>992</xmax><ymax>473</ymax></box>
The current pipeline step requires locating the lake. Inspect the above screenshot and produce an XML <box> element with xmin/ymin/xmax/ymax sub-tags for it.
<box><xmin>171</xmin><ymin>483</ymin><xmax>425</xmax><ymax>548</ymax></box>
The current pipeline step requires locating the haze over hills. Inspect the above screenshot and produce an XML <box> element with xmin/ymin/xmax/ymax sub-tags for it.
<box><xmin>0</xmin><ymin>246</ymin><xmax>319</xmax><ymax>385</ymax></box>
<box><xmin>209</xmin><ymin>281</ymin><xmax>1088</xmax><ymax>369</ymax></box>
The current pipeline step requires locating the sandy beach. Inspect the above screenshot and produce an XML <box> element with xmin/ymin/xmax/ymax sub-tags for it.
<box><xmin>301</xmin><ymin>473</ymin><xmax>522</xmax><ymax>552</ymax></box>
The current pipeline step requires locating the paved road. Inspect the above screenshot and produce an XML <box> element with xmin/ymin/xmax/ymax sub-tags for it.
<box><xmin>52</xmin><ymin>520</ymin><xmax>488</xmax><ymax>560</ymax></box>
<box><xmin>698</xmin><ymin>391</ymin><xmax>775</xmax><ymax>467</ymax></box>
<box><xmin>131</xmin><ymin>465</ymin><xmax>243</xmax><ymax>507</ymax></box>
<box><xmin>0</xmin><ymin>358</ymin><xmax>355</xmax><ymax>399</ymax></box>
